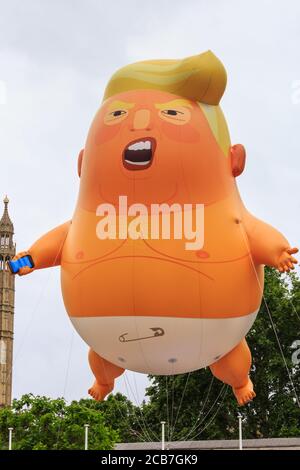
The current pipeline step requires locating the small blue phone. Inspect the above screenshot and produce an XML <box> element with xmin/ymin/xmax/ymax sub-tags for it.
<box><xmin>8</xmin><ymin>255</ymin><xmax>34</xmax><ymax>274</ymax></box>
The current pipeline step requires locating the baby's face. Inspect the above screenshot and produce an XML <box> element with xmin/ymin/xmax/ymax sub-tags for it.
<box><xmin>78</xmin><ymin>89</ymin><xmax>233</xmax><ymax>210</ymax></box>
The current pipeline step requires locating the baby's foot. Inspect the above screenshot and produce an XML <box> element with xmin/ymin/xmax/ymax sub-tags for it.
<box><xmin>233</xmin><ymin>378</ymin><xmax>256</xmax><ymax>406</ymax></box>
<box><xmin>88</xmin><ymin>380</ymin><xmax>113</xmax><ymax>401</ymax></box>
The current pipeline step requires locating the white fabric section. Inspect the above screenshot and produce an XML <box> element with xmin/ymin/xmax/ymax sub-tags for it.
<box><xmin>71</xmin><ymin>312</ymin><xmax>258</xmax><ymax>375</ymax></box>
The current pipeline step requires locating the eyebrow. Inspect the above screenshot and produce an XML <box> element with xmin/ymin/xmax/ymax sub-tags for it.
<box><xmin>155</xmin><ymin>99</ymin><xmax>193</xmax><ymax>110</ymax></box>
<box><xmin>108</xmin><ymin>100</ymin><xmax>135</xmax><ymax>111</ymax></box>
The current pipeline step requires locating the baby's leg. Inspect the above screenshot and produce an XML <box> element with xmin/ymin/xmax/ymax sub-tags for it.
<box><xmin>209</xmin><ymin>338</ymin><xmax>256</xmax><ymax>406</ymax></box>
<box><xmin>88</xmin><ymin>349</ymin><xmax>124</xmax><ymax>401</ymax></box>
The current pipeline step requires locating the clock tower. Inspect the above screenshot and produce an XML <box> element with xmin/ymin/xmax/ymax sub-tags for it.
<box><xmin>0</xmin><ymin>196</ymin><xmax>15</xmax><ymax>407</ymax></box>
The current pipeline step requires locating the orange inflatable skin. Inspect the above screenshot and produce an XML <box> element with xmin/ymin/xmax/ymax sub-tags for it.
<box><xmin>14</xmin><ymin>89</ymin><xmax>298</xmax><ymax>406</ymax></box>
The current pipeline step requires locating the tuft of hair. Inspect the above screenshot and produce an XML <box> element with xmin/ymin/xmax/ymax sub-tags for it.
<box><xmin>103</xmin><ymin>50</ymin><xmax>227</xmax><ymax>105</ymax></box>
<box><xmin>198</xmin><ymin>103</ymin><xmax>231</xmax><ymax>156</ymax></box>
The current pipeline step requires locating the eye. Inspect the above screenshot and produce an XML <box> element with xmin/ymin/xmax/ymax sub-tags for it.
<box><xmin>161</xmin><ymin>109</ymin><xmax>184</xmax><ymax>116</ymax></box>
<box><xmin>110</xmin><ymin>110</ymin><xmax>127</xmax><ymax>117</ymax></box>
<box><xmin>104</xmin><ymin>109</ymin><xmax>129</xmax><ymax>125</ymax></box>
<box><xmin>158</xmin><ymin>106</ymin><xmax>191</xmax><ymax>125</ymax></box>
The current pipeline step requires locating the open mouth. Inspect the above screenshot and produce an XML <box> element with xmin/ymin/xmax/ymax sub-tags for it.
<box><xmin>123</xmin><ymin>137</ymin><xmax>156</xmax><ymax>170</ymax></box>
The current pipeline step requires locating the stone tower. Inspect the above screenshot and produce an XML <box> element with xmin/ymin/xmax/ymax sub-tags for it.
<box><xmin>0</xmin><ymin>196</ymin><xmax>15</xmax><ymax>407</ymax></box>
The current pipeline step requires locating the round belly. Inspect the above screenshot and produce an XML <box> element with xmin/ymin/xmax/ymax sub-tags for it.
<box><xmin>61</xmin><ymin>255</ymin><xmax>261</xmax><ymax>319</ymax></box>
<box><xmin>70</xmin><ymin>313</ymin><xmax>258</xmax><ymax>375</ymax></box>
<box><xmin>62</xmin><ymin>256</ymin><xmax>206</xmax><ymax>318</ymax></box>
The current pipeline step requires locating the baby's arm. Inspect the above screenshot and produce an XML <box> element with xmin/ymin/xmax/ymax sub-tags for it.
<box><xmin>241</xmin><ymin>210</ymin><xmax>298</xmax><ymax>272</ymax></box>
<box><xmin>13</xmin><ymin>221</ymin><xmax>71</xmax><ymax>275</ymax></box>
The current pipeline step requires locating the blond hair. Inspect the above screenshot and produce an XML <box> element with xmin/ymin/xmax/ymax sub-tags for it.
<box><xmin>103</xmin><ymin>50</ymin><xmax>230</xmax><ymax>155</ymax></box>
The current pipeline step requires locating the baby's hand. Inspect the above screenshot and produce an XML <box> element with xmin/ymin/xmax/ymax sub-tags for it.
<box><xmin>11</xmin><ymin>251</ymin><xmax>35</xmax><ymax>276</ymax></box>
<box><xmin>277</xmin><ymin>247</ymin><xmax>298</xmax><ymax>273</ymax></box>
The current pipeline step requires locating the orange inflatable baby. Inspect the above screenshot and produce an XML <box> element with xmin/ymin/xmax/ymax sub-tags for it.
<box><xmin>14</xmin><ymin>51</ymin><xmax>298</xmax><ymax>406</ymax></box>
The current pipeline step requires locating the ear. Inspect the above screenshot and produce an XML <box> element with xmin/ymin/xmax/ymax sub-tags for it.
<box><xmin>230</xmin><ymin>144</ymin><xmax>246</xmax><ymax>177</ymax></box>
<box><xmin>77</xmin><ymin>149</ymin><xmax>84</xmax><ymax>177</ymax></box>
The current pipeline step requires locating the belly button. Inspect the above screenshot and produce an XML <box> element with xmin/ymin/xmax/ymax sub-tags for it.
<box><xmin>196</xmin><ymin>250</ymin><xmax>210</xmax><ymax>259</ymax></box>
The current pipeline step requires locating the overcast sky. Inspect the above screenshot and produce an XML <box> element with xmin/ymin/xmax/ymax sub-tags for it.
<box><xmin>0</xmin><ymin>0</ymin><xmax>299</xmax><ymax>407</ymax></box>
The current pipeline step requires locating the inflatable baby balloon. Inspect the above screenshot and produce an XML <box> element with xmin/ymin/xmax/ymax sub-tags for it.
<box><xmin>13</xmin><ymin>51</ymin><xmax>298</xmax><ymax>406</ymax></box>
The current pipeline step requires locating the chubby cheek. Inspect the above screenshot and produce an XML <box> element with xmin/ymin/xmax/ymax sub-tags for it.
<box><xmin>94</xmin><ymin>123</ymin><xmax>122</xmax><ymax>145</ymax></box>
<box><xmin>161</xmin><ymin>122</ymin><xmax>201</xmax><ymax>143</ymax></box>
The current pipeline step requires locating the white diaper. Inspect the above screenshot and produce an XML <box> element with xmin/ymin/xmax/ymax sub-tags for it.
<box><xmin>70</xmin><ymin>312</ymin><xmax>258</xmax><ymax>375</ymax></box>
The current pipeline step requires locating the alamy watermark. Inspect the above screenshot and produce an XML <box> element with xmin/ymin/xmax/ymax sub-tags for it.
<box><xmin>95</xmin><ymin>196</ymin><xmax>204</xmax><ymax>251</ymax></box>
<box><xmin>291</xmin><ymin>80</ymin><xmax>300</xmax><ymax>105</ymax></box>
<box><xmin>291</xmin><ymin>339</ymin><xmax>300</xmax><ymax>365</ymax></box>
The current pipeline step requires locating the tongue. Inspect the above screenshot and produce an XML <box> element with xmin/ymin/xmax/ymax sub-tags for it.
<box><xmin>125</xmin><ymin>148</ymin><xmax>151</xmax><ymax>163</ymax></box>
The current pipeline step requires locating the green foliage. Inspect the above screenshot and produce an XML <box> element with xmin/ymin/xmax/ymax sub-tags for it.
<box><xmin>76</xmin><ymin>393</ymin><xmax>144</xmax><ymax>442</ymax></box>
<box><xmin>141</xmin><ymin>268</ymin><xmax>300</xmax><ymax>441</ymax></box>
<box><xmin>0</xmin><ymin>394</ymin><xmax>118</xmax><ymax>450</ymax></box>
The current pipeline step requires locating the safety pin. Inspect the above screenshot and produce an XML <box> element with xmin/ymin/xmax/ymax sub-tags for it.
<box><xmin>119</xmin><ymin>327</ymin><xmax>165</xmax><ymax>343</ymax></box>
